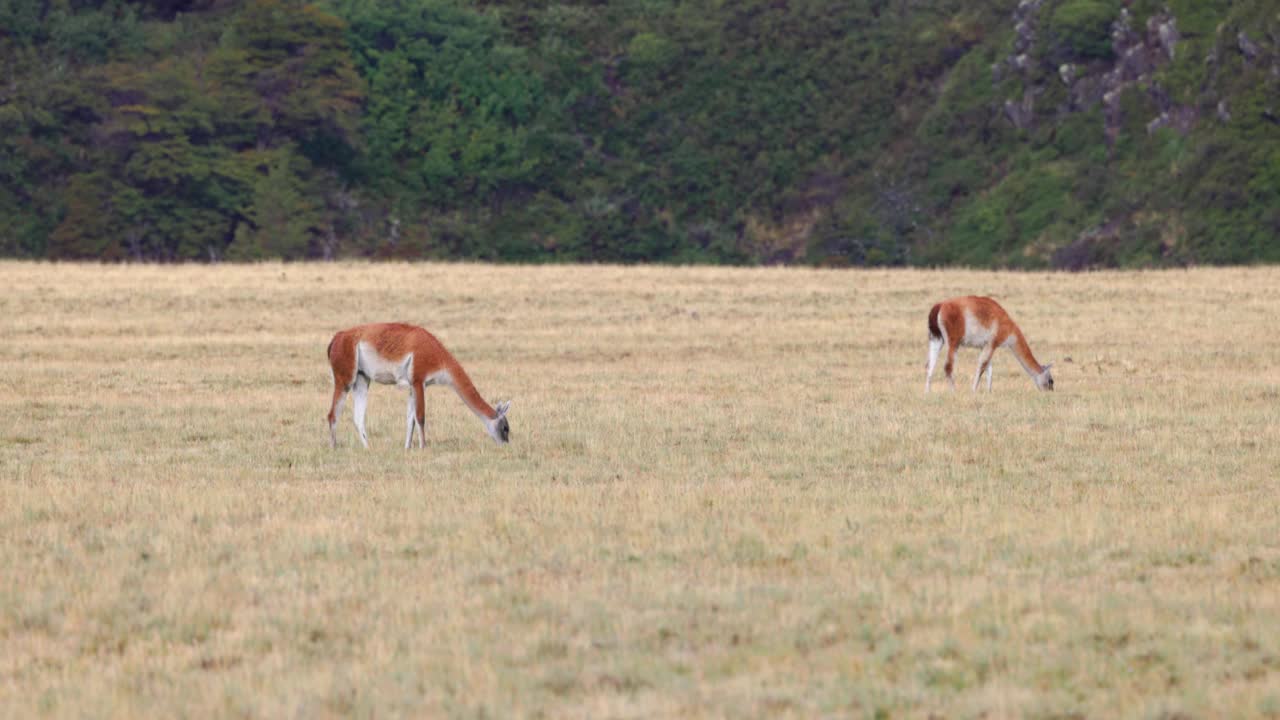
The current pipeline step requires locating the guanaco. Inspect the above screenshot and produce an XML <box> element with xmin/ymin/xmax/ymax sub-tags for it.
<box><xmin>326</xmin><ymin>323</ymin><xmax>511</xmax><ymax>448</ymax></box>
<box><xmin>925</xmin><ymin>297</ymin><xmax>1054</xmax><ymax>393</ymax></box>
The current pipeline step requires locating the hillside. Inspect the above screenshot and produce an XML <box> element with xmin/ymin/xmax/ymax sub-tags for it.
<box><xmin>1</xmin><ymin>0</ymin><xmax>1277</xmax><ymax>266</ymax></box>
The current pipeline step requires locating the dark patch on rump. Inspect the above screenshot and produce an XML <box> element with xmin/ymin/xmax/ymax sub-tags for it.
<box><xmin>928</xmin><ymin>304</ymin><xmax>942</xmax><ymax>339</ymax></box>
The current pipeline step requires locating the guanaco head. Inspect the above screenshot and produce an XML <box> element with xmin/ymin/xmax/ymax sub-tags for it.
<box><xmin>1035</xmin><ymin>363</ymin><xmax>1055</xmax><ymax>391</ymax></box>
<box><xmin>486</xmin><ymin>400</ymin><xmax>512</xmax><ymax>444</ymax></box>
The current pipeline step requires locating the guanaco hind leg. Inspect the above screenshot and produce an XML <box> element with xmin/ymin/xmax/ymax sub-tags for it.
<box><xmin>327</xmin><ymin>332</ymin><xmax>356</xmax><ymax>448</ymax></box>
<box><xmin>328</xmin><ymin>388</ymin><xmax>348</xmax><ymax>448</ymax></box>
<box><xmin>351</xmin><ymin>375</ymin><xmax>371</xmax><ymax>449</ymax></box>
<box><xmin>944</xmin><ymin>339</ymin><xmax>960</xmax><ymax>390</ymax></box>
<box><xmin>327</xmin><ymin>361</ymin><xmax>353</xmax><ymax>448</ymax></box>
<box><xmin>925</xmin><ymin>337</ymin><xmax>943</xmax><ymax>392</ymax></box>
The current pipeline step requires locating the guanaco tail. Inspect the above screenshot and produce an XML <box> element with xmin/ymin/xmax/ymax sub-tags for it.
<box><xmin>925</xmin><ymin>297</ymin><xmax>1054</xmax><ymax>393</ymax></box>
<box><xmin>326</xmin><ymin>323</ymin><xmax>511</xmax><ymax>448</ymax></box>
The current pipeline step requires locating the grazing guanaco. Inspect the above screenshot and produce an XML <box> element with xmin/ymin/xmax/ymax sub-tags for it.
<box><xmin>326</xmin><ymin>323</ymin><xmax>511</xmax><ymax>448</ymax></box>
<box><xmin>925</xmin><ymin>297</ymin><xmax>1054</xmax><ymax>393</ymax></box>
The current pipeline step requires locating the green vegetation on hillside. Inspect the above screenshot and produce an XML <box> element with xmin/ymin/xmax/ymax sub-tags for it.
<box><xmin>1</xmin><ymin>0</ymin><xmax>1276</xmax><ymax>266</ymax></box>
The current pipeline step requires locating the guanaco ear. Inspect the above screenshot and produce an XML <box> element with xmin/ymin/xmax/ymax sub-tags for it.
<box><xmin>1043</xmin><ymin>363</ymin><xmax>1054</xmax><ymax>372</ymax></box>
<box><xmin>495</xmin><ymin>400</ymin><xmax>511</xmax><ymax>417</ymax></box>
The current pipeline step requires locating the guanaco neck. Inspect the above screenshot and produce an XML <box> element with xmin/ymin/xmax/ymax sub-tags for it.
<box><xmin>444</xmin><ymin>357</ymin><xmax>497</xmax><ymax>420</ymax></box>
<box><xmin>1010</xmin><ymin>329</ymin><xmax>1045</xmax><ymax>379</ymax></box>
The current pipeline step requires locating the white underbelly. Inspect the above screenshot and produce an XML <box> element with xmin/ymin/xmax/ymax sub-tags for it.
<box><xmin>356</xmin><ymin>342</ymin><xmax>413</xmax><ymax>386</ymax></box>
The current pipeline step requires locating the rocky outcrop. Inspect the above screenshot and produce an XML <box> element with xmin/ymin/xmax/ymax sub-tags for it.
<box><xmin>996</xmin><ymin>5</ymin><xmax>1192</xmax><ymax>141</ymax></box>
<box><xmin>1004</xmin><ymin>90</ymin><xmax>1037</xmax><ymax>130</ymax></box>
<box><xmin>992</xmin><ymin>0</ymin><xmax>1047</xmax><ymax>85</ymax></box>
<box><xmin>1145</xmin><ymin>83</ymin><xmax>1199</xmax><ymax>135</ymax></box>
<box><xmin>1237</xmin><ymin>31</ymin><xmax>1262</xmax><ymax>63</ymax></box>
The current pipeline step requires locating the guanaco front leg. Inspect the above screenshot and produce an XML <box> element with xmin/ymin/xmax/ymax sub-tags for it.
<box><xmin>414</xmin><ymin>383</ymin><xmax>426</xmax><ymax>448</ymax></box>
<box><xmin>403</xmin><ymin>384</ymin><xmax>427</xmax><ymax>449</ymax></box>
<box><xmin>973</xmin><ymin>342</ymin><xmax>996</xmax><ymax>392</ymax></box>
<box><xmin>403</xmin><ymin>389</ymin><xmax>417</xmax><ymax>449</ymax></box>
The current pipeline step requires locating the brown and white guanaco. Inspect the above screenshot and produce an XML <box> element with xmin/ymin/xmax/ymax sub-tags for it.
<box><xmin>326</xmin><ymin>323</ymin><xmax>511</xmax><ymax>448</ymax></box>
<box><xmin>925</xmin><ymin>297</ymin><xmax>1054</xmax><ymax>393</ymax></box>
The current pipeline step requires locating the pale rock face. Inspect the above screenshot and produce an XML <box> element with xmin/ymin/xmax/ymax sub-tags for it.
<box><xmin>996</xmin><ymin>5</ymin><xmax>1195</xmax><ymax>142</ymax></box>
<box><xmin>1004</xmin><ymin>93</ymin><xmax>1036</xmax><ymax>131</ymax></box>
<box><xmin>1155</xmin><ymin>18</ymin><xmax>1179</xmax><ymax>61</ymax></box>
<box><xmin>1238</xmin><ymin>31</ymin><xmax>1261</xmax><ymax>63</ymax></box>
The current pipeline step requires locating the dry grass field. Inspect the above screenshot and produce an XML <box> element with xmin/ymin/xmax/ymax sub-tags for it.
<box><xmin>2</xmin><ymin>261</ymin><xmax>1279</xmax><ymax>718</ymax></box>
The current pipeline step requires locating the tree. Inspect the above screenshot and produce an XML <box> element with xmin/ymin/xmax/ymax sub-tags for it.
<box><xmin>331</xmin><ymin>0</ymin><xmax>550</xmax><ymax>204</ymax></box>
<box><xmin>209</xmin><ymin>0</ymin><xmax>365</xmax><ymax>156</ymax></box>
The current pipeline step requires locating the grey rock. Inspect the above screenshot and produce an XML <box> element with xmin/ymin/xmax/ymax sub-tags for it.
<box><xmin>1157</xmin><ymin>20</ymin><xmax>1179</xmax><ymax>60</ymax></box>
<box><xmin>1004</xmin><ymin>92</ymin><xmax>1035</xmax><ymax>130</ymax></box>
<box><xmin>1238</xmin><ymin>31</ymin><xmax>1261</xmax><ymax>62</ymax></box>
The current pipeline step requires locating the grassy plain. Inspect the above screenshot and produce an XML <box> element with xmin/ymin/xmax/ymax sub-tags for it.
<box><xmin>1</xmin><ymin>261</ymin><xmax>1279</xmax><ymax>718</ymax></box>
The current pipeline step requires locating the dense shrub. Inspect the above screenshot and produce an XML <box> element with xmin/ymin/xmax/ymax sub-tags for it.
<box><xmin>1049</xmin><ymin>0</ymin><xmax>1120</xmax><ymax>60</ymax></box>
